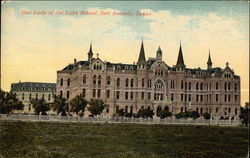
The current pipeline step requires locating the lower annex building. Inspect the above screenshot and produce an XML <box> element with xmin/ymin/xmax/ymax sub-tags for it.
<box><xmin>57</xmin><ymin>41</ymin><xmax>241</xmax><ymax>118</ymax></box>
<box><xmin>10</xmin><ymin>81</ymin><xmax>56</xmax><ymax>113</ymax></box>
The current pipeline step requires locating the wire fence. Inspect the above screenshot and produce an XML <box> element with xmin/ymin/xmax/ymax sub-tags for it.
<box><xmin>0</xmin><ymin>114</ymin><xmax>242</xmax><ymax>126</ymax></box>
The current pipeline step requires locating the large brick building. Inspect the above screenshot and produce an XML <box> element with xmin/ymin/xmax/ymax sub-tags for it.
<box><xmin>57</xmin><ymin>41</ymin><xmax>240</xmax><ymax>118</ymax></box>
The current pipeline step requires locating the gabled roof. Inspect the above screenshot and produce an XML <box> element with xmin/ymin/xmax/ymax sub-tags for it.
<box><xmin>11</xmin><ymin>82</ymin><xmax>56</xmax><ymax>92</ymax></box>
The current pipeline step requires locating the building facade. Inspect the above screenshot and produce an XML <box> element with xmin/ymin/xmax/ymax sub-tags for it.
<box><xmin>10</xmin><ymin>82</ymin><xmax>56</xmax><ymax>113</ymax></box>
<box><xmin>57</xmin><ymin>41</ymin><xmax>240</xmax><ymax>118</ymax></box>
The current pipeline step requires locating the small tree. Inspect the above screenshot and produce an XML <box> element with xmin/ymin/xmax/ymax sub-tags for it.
<box><xmin>31</xmin><ymin>98</ymin><xmax>50</xmax><ymax>115</ymax></box>
<box><xmin>87</xmin><ymin>99</ymin><xmax>105</xmax><ymax>116</ymax></box>
<box><xmin>190</xmin><ymin>111</ymin><xmax>200</xmax><ymax>119</ymax></box>
<box><xmin>175</xmin><ymin>112</ymin><xmax>186</xmax><ymax>119</ymax></box>
<box><xmin>51</xmin><ymin>95</ymin><xmax>67</xmax><ymax>116</ymax></box>
<box><xmin>137</xmin><ymin>108</ymin><xmax>154</xmax><ymax>118</ymax></box>
<box><xmin>118</xmin><ymin>108</ymin><xmax>125</xmax><ymax>117</ymax></box>
<box><xmin>240</xmin><ymin>102</ymin><xmax>249</xmax><ymax>126</ymax></box>
<box><xmin>203</xmin><ymin>112</ymin><xmax>211</xmax><ymax>119</ymax></box>
<box><xmin>0</xmin><ymin>90</ymin><xmax>24</xmax><ymax>114</ymax></box>
<box><xmin>70</xmin><ymin>94</ymin><xmax>88</xmax><ymax>116</ymax></box>
<box><xmin>158</xmin><ymin>109</ymin><xmax>172</xmax><ymax>119</ymax></box>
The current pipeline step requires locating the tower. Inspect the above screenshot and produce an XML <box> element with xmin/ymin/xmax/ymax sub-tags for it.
<box><xmin>156</xmin><ymin>46</ymin><xmax>162</xmax><ymax>60</ymax></box>
<box><xmin>88</xmin><ymin>42</ymin><xmax>93</xmax><ymax>62</ymax></box>
<box><xmin>207</xmin><ymin>50</ymin><xmax>212</xmax><ymax>69</ymax></box>
<box><xmin>137</xmin><ymin>39</ymin><xmax>146</xmax><ymax>70</ymax></box>
<box><xmin>175</xmin><ymin>43</ymin><xmax>185</xmax><ymax>72</ymax></box>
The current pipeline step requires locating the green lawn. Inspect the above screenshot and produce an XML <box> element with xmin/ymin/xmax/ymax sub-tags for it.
<box><xmin>0</xmin><ymin>121</ymin><xmax>248</xmax><ymax>158</ymax></box>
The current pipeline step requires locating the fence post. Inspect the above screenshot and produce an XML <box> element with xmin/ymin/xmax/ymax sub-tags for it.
<box><xmin>229</xmin><ymin>117</ymin><xmax>231</xmax><ymax>125</ymax></box>
<box><xmin>48</xmin><ymin>113</ymin><xmax>50</xmax><ymax>121</ymax></box>
<box><xmin>140</xmin><ymin>117</ymin><xmax>142</xmax><ymax>123</ymax></box>
<box><xmin>39</xmin><ymin>112</ymin><xmax>42</xmax><ymax>121</ymax></box>
<box><xmin>28</xmin><ymin>113</ymin><xmax>31</xmax><ymax>121</ymax></box>
<box><xmin>172</xmin><ymin>117</ymin><xmax>175</xmax><ymax>125</ymax></box>
<box><xmin>68</xmin><ymin>115</ymin><xmax>70</xmax><ymax>122</ymax></box>
<box><xmin>131</xmin><ymin>116</ymin><xmax>134</xmax><ymax>123</ymax></box>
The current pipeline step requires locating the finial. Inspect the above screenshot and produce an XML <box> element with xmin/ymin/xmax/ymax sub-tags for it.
<box><xmin>226</xmin><ymin>62</ymin><xmax>229</xmax><ymax>67</ymax></box>
<box><xmin>97</xmin><ymin>53</ymin><xmax>99</xmax><ymax>58</ymax></box>
<box><xmin>180</xmin><ymin>40</ymin><xmax>182</xmax><ymax>46</ymax></box>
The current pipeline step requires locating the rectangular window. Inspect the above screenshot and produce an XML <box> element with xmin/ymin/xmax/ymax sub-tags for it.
<box><xmin>97</xmin><ymin>89</ymin><xmax>101</xmax><ymax>98</ymax></box>
<box><xmin>234</xmin><ymin>95</ymin><xmax>238</xmax><ymax>102</ymax></box>
<box><xmin>116</xmin><ymin>91</ymin><xmax>120</xmax><ymax>99</ymax></box>
<box><xmin>216</xmin><ymin>94</ymin><xmax>219</xmax><ymax>102</ymax></box>
<box><xmin>216</xmin><ymin>82</ymin><xmax>219</xmax><ymax>90</ymax></box>
<box><xmin>141</xmin><ymin>92</ymin><xmax>144</xmax><ymax>100</ymax></box>
<box><xmin>200</xmin><ymin>95</ymin><xmax>203</xmax><ymax>102</ymax></box>
<box><xmin>82</xmin><ymin>89</ymin><xmax>86</xmax><ymax>97</ymax></box>
<box><xmin>181</xmin><ymin>81</ymin><xmax>184</xmax><ymax>89</ymax></box>
<box><xmin>188</xmin><ymin>94</ymin><xmax>191</xmax><ymax>102</ymax></box>
<box><xmin>234</xmin><ymin>83</ymin><xmax>237</xmax><ymax>91</ymax></box>
<box><xmin>181</xmin><ymin>94</ymin><xmax>183</xmax><ymax>101</ymax></box>
<box><xmin>171</xmin><ymin>93</ymin><xmax>174</xmax><ymax>101</ymax></box>
<box><xmin>224</xmin><ymin>95</ymin><xmax>227</xmax><ymax>102</ymax></box>
<box><xmin>106</xmin><ymin>105</ymin><xmax>109</xmax><ymax>113</ymax></box>
<box><xmin>142</xmin><ymin>79</ymin><xmax>145</xmax><ymax>87</ymax></box>
<box><xmin>148</xmin><ymin>92</ymin><xmax>151</xmax><ymax>100</ymax></box>
<box><xmin>106</xmin><ymin>90</ymin><xmax>110</xmax><ymax>98</ymax></box>
<box><xmin>67</xmin><ymin>79</ymin><xmax>70</xmax><ymax>86</ymax></box>
<box><xmin>235</xmin><ymin>108</ymin><xmax>237</xmax><ymax>115</ymax></box>
<box><xmin>130</xmin><ymin>106</ymin><xmax>133</xmax><ymax>114</ymax></box>
<box><xmin>130</xmin><ymin>92</ymin><xmax>133</xmax><ymax>100</ymax></box>
<box><xmin>125</xmin><ymin>92</ymin><xmax>128</xmax><ymax>100</ymax></box>
<box><xmin>66</xmin><ymin>91</ymin><xmax>70</xmax><ymax>99</ymax></box>
<box><xmin>188</xmin><ymin>82</ymin><xmax>191</xmax><ymax>90</ymax></box>
<box><xmin>93</xmin><ymin>89</ymin><xmax>96</xmax><ymax>98</ymax></box>
<box><xmin>185</xmin><ymin>82</ymin><xmax>187</xmax><ymax>90</ymax></box>
<box><xmin>196</xmin><ymin>95</ymin><xmax>199</xmax><ymax>102</ymax></box>
<box><xmin>60</xmin><ymin>91</ymin><xmax>63</xmax><ymax>97</ymax></box>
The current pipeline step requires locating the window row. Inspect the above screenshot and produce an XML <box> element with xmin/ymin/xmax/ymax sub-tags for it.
<box><xmin>22</xmin><ymin>93</ymin><xmax>51</xmax><ymax>101</ymax></box>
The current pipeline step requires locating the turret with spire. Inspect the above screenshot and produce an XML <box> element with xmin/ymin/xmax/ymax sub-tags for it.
<box><xmin>207</xmin><ymin>50</ymin><xmax>212</xmax><ymax>69</ymax></box>
<box><xmin>137</xmin><ymin>39</ymin><xmax>146</xmax><ymax>70</ymax></box>
<box><xmin>156</xmin><ymin>46</ymin><xmax>162</xmax><ymax>60</ymax></box>
<box><xmin>88</xmin><ymin>42</ymin><xmax>93</xmax><ymax>62</ymax></box>
<box><xmin>175</xmin><ymin>42</ymin><xmax>185</xmax><ymax>72</ymax></box>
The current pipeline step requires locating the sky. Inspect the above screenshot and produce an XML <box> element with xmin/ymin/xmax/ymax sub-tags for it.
<box><xmin>1</xmin><ymin>1</ymin><xmax>249</xmax><ymax>106</ymax></box>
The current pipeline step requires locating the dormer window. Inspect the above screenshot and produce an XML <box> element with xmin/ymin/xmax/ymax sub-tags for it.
<box><xmin>93</xmin><ymin>61</ymin><xmax>102</xmax><ymax>70</ymax></box>
<box><xmin>223</xmin><ymin>70</ymin><xmax>232</xmax><ymax>79</ymax></box>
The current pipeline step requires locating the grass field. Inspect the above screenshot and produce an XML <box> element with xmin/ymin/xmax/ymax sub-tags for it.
<box><xmin>0</xmin><ymin>121</ymin><xmax>248</xmax><ymax>158</ymax></box>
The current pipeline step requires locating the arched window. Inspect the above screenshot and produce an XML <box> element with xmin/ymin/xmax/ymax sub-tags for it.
<box><xmin>224</xmin><ymin>82</ymin><xmax>227</xmax><ymax>90</ymax></box>
<box><xmin>83</xmin><ymin>75</ymin><xmax>86</xmax><ymax>84</ymax></box>
<box><xmin>130</xmin><ymin>79</ymin><xmax>134</xmax><ymax>87</ymax></box>
<box><xmin>107</xmin><ymin>76</ymin><xmax>111</xmax><ymax>85</ymax></box>
<box><xmin>93</xmin><ymin>75</ymin><xmax>96</xmax><ymax>84</ymax></box>
<box><xmin>98</xmin><ymin>75</ymin><xmax>101</xmax><ymax>85</ymax></box>
<box><xmin>60</xmin><ymin>78</ymin><xmax>63</xmax><ymax>86</ymax></box>
<box><xmin>116</xmin><ymin>78</ymin><xmax>120</xmax><ymax>87</ymax></box>
<box><xmin>155</xmin><ymin>80</ymin><xmax>164</xmax><ymax>90</ymax></box>
<box><xmin>125</xmin><ymin>78</ymin><xmax>129</xmax><ymax>87</ymax></box>
<box><xmin>228</xmin><ymin>82</ymin><xmax>231</xmax><ymax>90</ymax></box>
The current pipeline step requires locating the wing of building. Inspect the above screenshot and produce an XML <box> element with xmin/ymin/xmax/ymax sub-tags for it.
<box><xmin>57</xmin><ymin>41</ymin><xmax>240</xmax><ymax>118</ymax></box>
<box><xmin>10</xmin><ymin>82</ymin><xmax>56</xmax><ymax>113</ymax></box>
